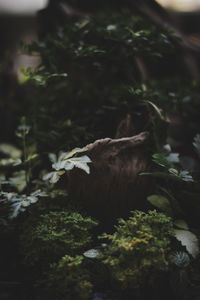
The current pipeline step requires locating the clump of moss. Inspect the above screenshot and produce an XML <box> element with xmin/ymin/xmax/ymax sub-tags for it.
<box><xmin>101</xmin><ymin>210</ymin><xmax>174</xmax><ymax>290</ymax></box>
<box><xmin>19</xmin><ymin>210</ymin><xmax>98</xmax><ymax>268</ymax></box>
<box><xmin>42</xmin><ymin>255</ymin><xmax>93</xmax><ymax>300</ymax></box>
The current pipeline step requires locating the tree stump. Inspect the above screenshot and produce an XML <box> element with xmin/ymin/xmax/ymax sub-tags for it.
<box><xmin>68</xmin><ymin>115</ymin><xmax>152</xmax><ymax>228</ymax></box>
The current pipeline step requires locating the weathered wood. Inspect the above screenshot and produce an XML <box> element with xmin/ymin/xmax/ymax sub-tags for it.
<box><xmin>68</xmin><ymin>116</ymin><xmax>152</xmax><ymax>228</ymax></box>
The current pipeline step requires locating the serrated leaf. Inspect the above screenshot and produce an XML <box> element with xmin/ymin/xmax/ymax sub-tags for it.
<box><xmin>52</xmin><ymin>160</ymin><xmax>71</xmax><ymax>171</ymax></box>
<box><xmin>43</xmin><ymin>171</ymin><xmax>65</xmax><ymax>183</ymax></box>
<box><xmin>147</xmin><ymin>194</ymin><xmax>173</xmax><ymax>215</ymax></box>
<box><xmin>152</xmin><ymin>153</ymin><xmax>172</xmax><ymax>168</ymax></box>
<box><xmin>174</xmin><ymin>229</ymin><xmax>199</xmax><ymax>258</ymax></box>
<box><xmin>52</xmin><ymin>155</ymin><xmax>91</xmax><ymax>173</ymax></box>
<box><xmin>67</xmin><ymin>156</ymin><xmax>92</xmax><ymax>174</ymax></box>
<box><xmin>59</xmin><ymin>147</ymin><xmax>88</xmax><ymax>160</ymax></box>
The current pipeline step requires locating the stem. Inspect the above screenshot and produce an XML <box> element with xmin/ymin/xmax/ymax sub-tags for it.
<box><xmin>23</xmin><ymin>131</ymin><xmax>29</xmax><ymax>189</ymax></box>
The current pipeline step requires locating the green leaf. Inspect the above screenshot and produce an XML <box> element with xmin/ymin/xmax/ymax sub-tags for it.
<box><xmin>0</xmin><ymin>144</ymin><xmax>22</xmax><ymax>159</ymax></box>
<box><xmin>65</xmin><ymin>156</ymin><xmax>92</xmax><ymax>174</ymax></box>
<box><xmin>59</xmin><ymin>147</ymin><xmax>88</xmax><ymax>160</ymax></box>
<box><xmin>168</xmin><ymin>169</ymin><xmax>194</xmax><ymax>182</ymax></box>
<box><xmin>43</xmin><ymin>171</ymin><xmax>65</xmax><ymax>184</ymax></box>
<box><xmin>0</xmin><ymin>158</ymin><xmax>22</xmax><ymax>167</ymax></box>
<box><xmin>145</xmin><ymin>100</ymin><xmax>165</xmax><ymax>120</ymax></box>
<box><xmin>152</xmin><ymin>153</ymin><xmax>172</xmax><ymax>168</ymax></box>
<box><xmin>25</xmin><ymin>154</ymin><xmax>38</xmax><ymax>163</ymax></box>
<box><xmin>49</xmin><ymin>153</ymin><xmax>57</xmax><ymax>163</ymax></box>
<box><xmin>147</xmin><ymin>194</ymin><xmax>173</xmax><ymax>216</ymax></box>
<box><xmin>52</xmin><ymin>160</ymin><xmax>72</xmax><ymax>171</ymax></box>
<box><xmin>174</xmin><ymin>220</ymin><xmax>189</xmax><ymax>230</ymax></box>
<box><xmin>51</xmin><ymin>148</ymin><xmax>92</xmax><ymax>174</ymax></box>
<box><xmin>9</xmin><ymin>170</ymin><xmax>26</xmax><ymax>192</ymax></box>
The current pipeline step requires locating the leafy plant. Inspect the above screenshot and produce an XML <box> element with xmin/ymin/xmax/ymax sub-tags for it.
<box><xmin>20</xmin><ymin>66</ymin><xmax>68</xmax><ymax>86</ymax></box>
<box><xmin>0</xmin><ymin>3</ymin><xmax>200</xmax><ymax>299</ymax></box>
<box><xmin>146</xmin><ymin>194</ymin><xmax>199</xmax><ymax>258</ymax></box>
<box><xmin>43</xmin><ymin>147</ymin><xmax>92</xmax><ymax>183</ymax></box>
<box><xmin>0</xmin><ymin>189</ymin><xmax>47</xmax><ymax>219</ymax></box>
<box><xmin>142</xmin><ymin>150</ymin><xmax>194</xmax><ymax>183</ymax></box>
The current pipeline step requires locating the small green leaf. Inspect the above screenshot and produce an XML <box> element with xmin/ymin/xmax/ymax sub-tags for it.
<box><xmin>0</xmin><ymin>158</ymin><xmax>22</xmax><ymax>167</ymax></box>
<box><xmin>147</xmin><ymin>194</ymin><xmax>173</xmax><ymax>216</ymax></box>
<box><xmin>152</xmin><ymin>153</ymin><xmax>172</xmax><ymax>168</ymax></box>
<box><xmin>66</xmin><ymin>156</ymin><xmax>92</xmax><ymax>174</ymax></box>
<box><xmin>60</xmin><ymin>147</ymin><xmax>88</xmax><ymax>160</ymax></box>
<box><xmin>43</xmin><ymin>171</ymin><xmax>65</xmax><ymax>183</ymax></box>
<box><xmin>25</xmin><ymin>154</ymin><xmax>38</xmax><ymax>163</ymax></box>
<box><xmin>0</xmin><ymin>144</ymin><xmax>22</xmax><ymax>159</ymax></box>
<box><xmin>52</xmin><ymin>160</ymin><xmax>72</xmax><ymax>171</ymax></box>
<box><xmin>145</xmin><ymin>100</ymin><xmax>164</xmax><ymax>120</ymax></box>
<box><xmin>9</xmin><ymin>170</ymin><xmax>26</xmax><ymax>192</ymax></box>
<box><xmin>174</xmin><ymin>220</ymin><xmax>189</xmax><ymax>230</ymax></box>
<box><xmin>49</xmin><ymin>153</ymin><xmax>57</xmax><ymax>163</ymax></box>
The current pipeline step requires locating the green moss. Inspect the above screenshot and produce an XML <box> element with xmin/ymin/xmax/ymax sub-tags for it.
<box><xmin>19</xmin><ymin>210</ymin><xmax>98</xmax><ymax>268</ymax></box>
<box><xmin>101</xmin><ymin>210</ymin><xmax>174</xmax><ymax>290</ymax></box>
<box><xmin>42</xmin><ymin>255</ymin><xmax>93</xmax><ymax>300</ymax></box>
